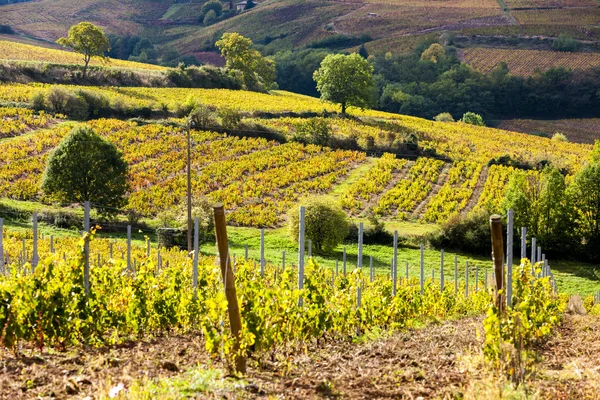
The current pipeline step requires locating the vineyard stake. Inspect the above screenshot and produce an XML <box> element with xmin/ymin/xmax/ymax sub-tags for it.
<box><xmin>466</xmin><ymin>261</ymin><xmax>469</xmax><ymax>298</ymax></box>
<box><xmin>127</xmin><ymin>225</ymin><xmax>132</xmax><ymax>272</ymax></box>
<box><xmin>146</xmin><ymin>238</ymin><xmax>150</xmax><ymax>258</ymax></box>
<box><xmin>213</xmin><ymin>204</ymin><xmax>245</xmax><ymax>374</ymax></box>
<box><xmin>475</xmin><ymin>265</ymin><xmax>479</xmax><ymax>292</ymax></box>
<box><xmin>308</xmin><ymin>239</ymin><xmax>312</xmax><ymax>258</ymax></box>
<box><xmin>454</xmin><ymin>255</ymin><xmax>458</xmax><ymax>295</ymax></box>
<box><xmin>343</xmin><ymin>246</ymin><xmax>347</xmax><ymax>276</ymax></box>
<box><xmin>282</xmin><ymin>250</ymin><xmax>285</xmax><ymax>272</ymax></box>
<box><xmin>109</xmin><ymin>242</ymin><xmax>113</xmax><ymax>259</ymax></box>
<box><xmin>32</xmin><ymin>212</ymin><xmax>39</xmax><ymax>272</ymax></box>
<box><xmin>531</xmin><ymin>237</ymin><xmax>536</xmax><ymax>266</ymax></box>
<box><xmin>432</xmin><ymin>269</ymin><xmax>435</xmax><ymax>283</ymax></box>
<box><xmin>507</xmin><ymin>209</ymin><xmax>514</xmax><ymax>307</ymax></box>
<box><xmin>537</xmin><ymin>247</ymin><xmax>542</xmax><ymax>274</ymax></box>
<box><xmin>490</xmin><ymin>214</ymin><xmax>505</xmax><ymax>312</ymax></box>
<box><xmin>420</xmin><ymin>243</ymin><xmax>424</xmax><ymax>296</ymax></box>
<box><xmin>405</xmin><ymin>261</ymin><xmax>409</xmax><ymax>283</ymax></box>
<box><xmin>83</xmin><ymin>203</ymin><xmax>90</xmax><ymax>295</ymax></box>
<box><xmin>260</xmin><ymin>228</ymin><xmax>265</xmax><ymax>277</ymax></box>
<box><xmin>193</xmin><ymin>217</ymin><xmax>199</xmax><ymax>293</ymax></box>
<box><xmin>158</xmin><ymin>247</ymin><xmax>162</xmax><ymax>273</ymax></box>
<box><xmin>50</xmin><ymin>235</ymin><xmax>54</xmax><ymax>254</ymax></box>
<box><xmin>0</xmin><ymin>218</ymin><xmax>4</xmax><ymax>275</ymax></box>
<box><xmin>520</xmin><ymin>227</ymin><xmax>527</xmax><ymax>260</ymax></box>
<box><xmin>245</xmin><ymin>244</ymin><xmax>248</xmax><ymax>261</ymax></box>
<box><xmin>298</xmin><ymin>206</ymin><xmax>306</xmax><ymax>306</ymax></box>
<box><xmin>369</xmin><ymin>255</ymin><xmax>373</xmax><ymax>283</ymax></box>
<box><xmin>440</xmin><ymin>249</ymin><xmax>444</xmax><ymax>292</ymax></box>
<box><xmin>358</xmin><ymin>222</ymin><xmax>364</xmax><ymax>270</ymax></box>
<box><xmin>393</xmin><ymin>230</ymin><xmax>398</xmax><ymax>296</ymax></box>
<box><xmin>485</xmin><ymin>268</ymin><xmax>488</xmax><ymax>290</ymax></box>
<box><xmin>186</xmin><ymin>119</ymin><xmax>192</xmax><ymax>253</ymax></box>
<box><xmin>336</xmin><ymin>260</ymin><xmax>339</xmax><ymax>277</ymax></box>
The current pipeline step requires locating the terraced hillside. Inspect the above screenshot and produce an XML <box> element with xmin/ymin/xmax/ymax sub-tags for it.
<box><xmin>0</xmin><ymin>83</ymin><xmax>592</xmax><ymax>228</ymax></box>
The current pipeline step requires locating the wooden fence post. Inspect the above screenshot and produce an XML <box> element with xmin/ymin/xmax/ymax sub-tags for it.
<box><xmin>213</xmin><ymin>204</ymin><xmax>246</xmax><ymax>374</ymax></box>
<box><xmin>490</xmin><ymin>214</ymin><xmax>505</xmax><ymax>312</ymax></box>
<box><xmin>83</xmin><ymin>203</ymin><xmax>90</xmax><ymax>295</ymax></box>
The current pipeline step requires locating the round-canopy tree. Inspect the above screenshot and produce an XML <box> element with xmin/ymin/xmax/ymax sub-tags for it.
<box><xmin>41</xmin><ymin>126</ymin><xmax>128</xmax><ymax>214</ymax></box>
<box><xmin>56</xmin><ymin>22</ymin><xmax>110</xmax><ymax>78</ymax></box>
<box><xmin>288</xmin><ymin>200</ymin><xmax>350</xmax><ymax>254</ymax></box>
<box><xmin>313</xmin><ymin>53</ymin><xmax>374</xmax><ymax>114</ymax></box>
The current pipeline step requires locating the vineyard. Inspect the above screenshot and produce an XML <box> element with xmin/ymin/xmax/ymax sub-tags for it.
<box><xmin>496</xmin><ymin>118</ymin><xmax>600</xmax><ymax>144</ymax></box>
<box><xmin>0</xmin><ymin>40</ymin><xmax>167</xmax><ymax>71</ymax></box>
<box><xmin>463</xmin><ymin>47</ymin><xmax>600</xmax><ymax>76</ymax></box>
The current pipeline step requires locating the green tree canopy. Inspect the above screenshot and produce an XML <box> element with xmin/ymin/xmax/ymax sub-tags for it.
<box><xmin>288</xmin><ymin>200</ymin><xmax>349</xmax><ymax>254</ymax></box>
<box><xmin>42</xmin><ymin>126</ymin><xmax>128</xmax><ymax>213</ymax></box>
<box><xmin>568</xmin><ymin>161</ymin><xmax>600</xmax><ymax>260</ymax></box>
<box><xmin>313</xmin><ymin>53</ymin><xmax>374</xmax><ymax>114</ymax></box>
<box><xmin>215</xmin><ymin>32</ymin><xmax>276</xmax><ymax>91</ymax></box>
<box><xmin>202</xmin><ymin>0</ymin><xmax>223</xmax><ymax>17</ymax></box>
<box><xmin>461</xmin><ymin>112</ymin><xmax>485</xmax><ymax>126</ymax></box>
<box><xmin>56</xmin><ymin>22</ymin><xmax>110</xmax><ymax>78</ymax></box>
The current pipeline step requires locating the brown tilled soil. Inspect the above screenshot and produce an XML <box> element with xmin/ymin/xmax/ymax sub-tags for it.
<box><xmin>1</xmin><ymin>315</ymin><xmax>599</xmax><ymax>399</ymax></box>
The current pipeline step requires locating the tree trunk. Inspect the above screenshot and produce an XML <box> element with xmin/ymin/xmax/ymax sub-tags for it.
<box><xmin>83</xmin><ymin>54</ymin><xmax>90</xmax><ymax>78</ymax></box>
<box><xmin>341</xmin><ymin>102</ymin><xmax>346</xmax><ymax>114</ymax></box>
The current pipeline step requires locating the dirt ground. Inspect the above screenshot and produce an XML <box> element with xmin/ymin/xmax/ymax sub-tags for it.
<box><xmin>0</xmin><ymin>315</ymin><xmax>599</xmax><ymax>399</ymax></box>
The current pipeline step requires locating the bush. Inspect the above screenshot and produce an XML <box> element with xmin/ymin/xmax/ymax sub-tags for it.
<box><xmin>292</xmin><ymin>117</ymin><xmax>332</xmax><ymax>146</ymax></box>
<box><xmin>189</xmin><ymin>104</ymin><xmax>217</xmax><ymax>129</ymax></box>
<box><xmin>218</xmin><ymin>107</ymin><xmax>243</xmax><ymax>130</ymax></box>
<box><xmin>202</xmin><ymin>0</ymin><xmax>223</xmax><ymax>17</ymax></box>
<box><xmin>552</xmin><ymin>132</ymin><xmax>568</xmax><ymax>142</ymax></box>
<box><xmin>434</xmin><ymin>112</ymin><xmax>454</xmax><ymax>122</ymax></box>
<box><xmin>203</xmin><ymin>9</ymin><xmax>218</xmax><ymax>26</ymax></box>
<box><xmin>288</xmin><ymin>200</ymin><xmax>350</xmax><ymax>254</ymax></box>
<box><xmin>31</xmin><ymin>92</ymin><xmax>45</xmax><ymax>111</ymax></box>
<box><xmin>76</xmin><ymin>89</ymin><xmax>110</xmax><ymax>118</ymax></box>
<box><xmin>0</xmin><ymin>25</ymin><xmax>14</xmax><ymax>34</ymax></box>
<box><xmin>47</xmin><ymin>88</ymin><xmax>88</xmax><ymax>120</ymax></box>
<box><xmin>428</xmin><ymin>210</ymin><xmax>495</xmax><ymax>255</ymax></box>
<box><xmin>552</xmin><ymin>34</ymin><xmax>579</xmax><ymax>52</ymax></box>
<box><xmin>461</xmin><ymin>112</ymin><xmax>485</xmax><ymax>126</ymax></box>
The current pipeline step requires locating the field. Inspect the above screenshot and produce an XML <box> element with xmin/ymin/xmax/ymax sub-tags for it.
<box><xmin>512</xmin><ymin>7</ymin><xmax>600</xmax><ymax>25</ymax></box>
<box><xmin>463</xmin><ymin>47</ymin><xmax>600</xmax><ymax>75</ymax></box>
<box><xmin>505</xmin><ymin>0</ymin><xmax>600</xmax><ymax>7</ymax></box>
<box><xmin>495</xmin><ymin>118</ymin><xmax>600</xmax><ymax>144</ymax></box>
<box><xmin>0</xmin><ymin>40</ymin><xmax>167</xmax><ymax>71</ymax></box>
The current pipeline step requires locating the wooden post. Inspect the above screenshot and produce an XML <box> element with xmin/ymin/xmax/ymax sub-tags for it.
<box><xmin>50</xmin><ymin>235</ymin><xmax>55</xmax><ymax>254</ymax></box>
<box><xmin>454</xmin><ymin>255</ymin><xmax>458</xmax><ymax>295</ymax></box>
<box><xmin>83</xmin><ymin>203</ymin><xmax>89</xmax><ymax>295</ymax></box>
<box><xmin>109</xmin><ymin>242</ymin><xmax>113</xmax><ymax>259</ymax></box>
<box><xmin>466</xmin><ymin>261</ymin><xmax>469</xmax><ymax>298</ymax></box>
<box><xmin>336</xmin><ymin>260</ymin><xmax>339</xmax><ymax>277</ymax></box>
<box><xmin>186</xmin><ymin>121</ymin><xmax>193</xmax><ymax>253</ymax></box>
<box><xmin>146</xmin><ymin>238</ymin><xmax>151</xmax><ymax>258</ymax></box>
<box><xmin>343</xmin><ymin>246</ymin><xmax>347</xmax><ymax>276</ymax></box>
<box><xmin>369</xmin><ymin>255</ymin><xmax>373</xmax><ymax>283</ymax></box>
<box><xmin>506</xmin><ymin>209</ymin><xmax>514</xmax><ymax>307</ymax></box>
<box><xmin>405</xmin><ymin>261</ymin><xmax>409</xmax><ymax>283</ymax></box>
<box><xmin>127</xmin><ymin>225</ymin><xmax>132</xmax><ymax>271</ymax></box>
<box><xmin>32</xmin><ymin>212</ymin><xmax>39</xmax><ymax>272</ymax></box>
<box><xmin>245</xmin><ymin>244</ymin><xmax>248</xmax><ymax>261</ymax></box>
<box><xmin>440</xmin><ymin>249</ymin><xmax>444</xmax><ymax>292</ymax></box>
<box><xmin>308</xmin><ymin>239</ymin><xmax>312</xmax><ymax>258</ymax></box>
<box><xmin>282</xmin><ymin>250</ymin><xmax>286</xmax><ymax>272</ymax></box>
<box><xmin>420</xmin><ymin>243</ymin><xmax>424</xmax><ymax>295</ymax></box>
<box><xmin>393</xmin><ymin>231</ymin><xmax>398</xmax><ymax>296</ymax></box>
<box><xmin>260</xmin><ymin>228</ymin><xmax>265</xmax><ymax>277</ymax></box>
<box><xmin>475</xmin><ymin>264</ymin><xmax>479</xmax><ymax>292</ymax></box>
<box><xmin>298</xmin><ymin>206</ymin><xmax>306</xmax><ymax>306</ymax></box>
<box><xmin>357</xmin><ymin>222</ymin><xmax>364</xmax><ymax>269</ymax></box>
<box><xmin>212</xmin><ymin>204</ymin><xmax>246</xmax><ymax>374</ymax></box>
<box><xmin>193</xmin><ymin>217</ymin><xmax>199</xmax><ymax>293</ymax></box>
<box><xmin>490</xmin><ymin>214</ymin><xmax>505</xmax><ymax>312</ymax></box>
<box><xmin>0</xmin><ymin>217</ymin><xmax>4</xmax><ymax>275</ymax></box>
<box><xmin>520</xmin><ymin>227</ymin><xmax>526</xmax><ymax>260</ymax></box>
<box><xmin>531</xmin><ymin>237</ymin><xmax>537</xmax><ymax>265</ymax></box>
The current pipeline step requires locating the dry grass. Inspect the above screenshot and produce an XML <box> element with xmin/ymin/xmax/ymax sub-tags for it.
<box><xmin>464</xmin><ymin>47</ymin><xmax>600</xmax><ymax>76</ymax></box>
<box><xmin>505</xmin><ymin>0</ymin><xmax>599</xmax><ymax>8</ymax></box>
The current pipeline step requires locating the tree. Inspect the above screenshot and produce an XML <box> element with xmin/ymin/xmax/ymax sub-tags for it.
<box><xmin>202</xmin><ymin>0</ymin><xmax>223</xmax><ymax>17</ymax></box>
<box><xmin>42</xmin><ymin>126</ymin><xmax>128</xmax><ymax>213</ymax></box>
<box><xmin>461</xmin><ymin>112</ymin><xmax>485</xmax><ymax>126</ymax></box>
<box><xmin>358</xmin><ymin>44</ymin><xmax>369</xmax><ymax>59</ymax></box>
<box><xmin>552</xmin><ymin>34</ymin><xmax>579</xmax><ymax>52</ymax></box>
<box><xmin>568</xmin><ymin>161</ymin><xmax>600</xmax><ymax>261</ymax></box>
<box><xmin>244</xmin><ymin>0</ymin><xmax>256</xmax><ymax>10</ymax></box>
<box><xmin>434</xmin><ymin>112</ymin><xmax>454</xmax><ymax>122</ymax></box>
<box><xmin>215</xmin><ymin>32</ymin><xmax>276</xmax><ymax>90</ymax></box>
<box><xmin>288</xmin><ymin>200</ymin><xmax>349</xmax><ymax>254</ymax></box>
<box><xmin>56</xmin><ymin>22</ymin><xmax>110</xmax><ymax>78</ymax></box>
<box><xmin>203</xmin><ymin>9</ymin><xmax>218</xmax><ymax>26</ymax></box>
<box><xmin>313</xmin><ymin>53</ymin><xmax>374</xmax><ymax>114</ymax></box>
<box><xmin>420</xmin><ymin>43</ymin><xmax>446</xmax><ymax>63</ymax></box>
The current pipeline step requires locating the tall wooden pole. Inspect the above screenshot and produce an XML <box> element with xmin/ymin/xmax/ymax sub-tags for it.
<box><xmin>490</xmin><ymin>214</ymin><xmax>505</xmax><ymax>312</ymax></box>
<box><xmin>213</xmin><ymin>204</ymin><xmax>246</xmax><ymax>374</ymax></box>
<box><xmin>187</xmin><ymin>120</ymin><xmax>193</xmax><ymax>253</ymax></box>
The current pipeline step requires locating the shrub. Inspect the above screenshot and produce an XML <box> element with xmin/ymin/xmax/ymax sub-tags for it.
<box><xmin>552</xmin><ymin>132</ymin><xmax>568</xmax><ymax>142</ymax></box>
<box><xmin>434</xmin><ymin>112</ymin><xmax>454</xmax><ymax>122</ymax></box>
<box><xmin>0</xmin><ymin>25</ymin><xmax>14</xmax><ymax>35</ymax></box>
<box><xmin>189</xmin><ymin>104</ymin><xmax>217</xmax><ymax>129</ymax></box>
<box><xmin>428</xmin><ymin>210</ymin><xmax>494</xmax><ymax>255</ymax></box>
<box><xmin>218</xmin><ymin>107</ymin><xmax>243</xmax><ymax>130</ymax></box>
<box><xmin>202</xmin><ymin>0</ymin><xmax>223</xmax><ymax>17</ymax></box>
<box><xmin>47</xmin><ymin>88</ymin><xmax>89</xmax><ymax>120</ymax></box>
<box><xmin>292</xmin><ymin>117</ymin><xmax>332</xmax><ymax>146</ymax></box>
<box><xmin>288</xmin><ymin>200</ymin><xmax>350</xmax><ymax>254</ymax></box>
<box><xmin>203</xmin><ymin>10</ymin><xmax>218</xmax><ymax>26</ymax></box>
<box><xmin>552</xmin><ymin>34</ymin><xmax>579</xmax><ymax>52</ymax></box>
<box><xmin>31</xmin><ymin>92</ymin><xmax>46</xmax><ymax>111</ymax></box>
<box><xmin>461</xmin><ymin>112</ymin><xmax>485</xmax><ymax>126</ymax></box>
<box><xmin>76</xmin><ymin>89</ymin><xmax>110</xmax><ymax>118</ymax></box>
